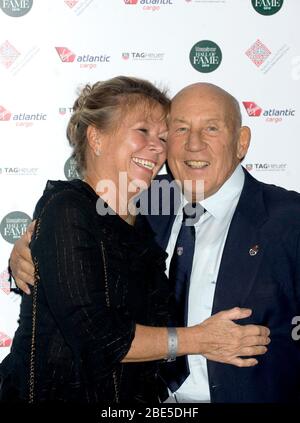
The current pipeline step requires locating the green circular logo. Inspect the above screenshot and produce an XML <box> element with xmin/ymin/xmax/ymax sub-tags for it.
<box><xmin>0</xmin><ymin>211</ymin><xmax>32</xmax><ymax>244</ymax></box>
<box><xmin>0</xmin><ymin>0</ymin><xmax>33</xmax><ymax>17</ymax></box>
<box><xmin>189</xmin><ymin>40</ymin><xmax>222</xmax><ymax>73</ymax></box>
<box><xmin>251</xmin><ymin>0</ymin><xmax>283</xmax><ymax>16</ymax></box>
<box><xmin>64</xmin><ymin>156</ymin><xmax>81</xmax><ymax>181</ymax></box>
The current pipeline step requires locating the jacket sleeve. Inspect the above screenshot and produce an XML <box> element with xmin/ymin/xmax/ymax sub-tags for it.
<box><xmin>30</xmin><ymin>190</ymin><xmax>136</xmax><ymax>379</ymax></box>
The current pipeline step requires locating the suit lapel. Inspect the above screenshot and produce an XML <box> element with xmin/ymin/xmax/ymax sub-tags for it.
<box><xmin>142</xmin><ymin>173</ymin><xmax>181</xmax><ymax>251</ymax></box>
<box><xmin>212</xmin><ymin>170</ymin><xmax>269</xmax><ymax>314</ymax></box>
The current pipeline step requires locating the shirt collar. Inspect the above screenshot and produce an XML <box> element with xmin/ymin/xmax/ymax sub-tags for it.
<box><xmin>201</xmin><ymin>165</ymin><xmax>245</xmax><ymax>219</ymax></box>
<box><xmin>181</xmin><ymin>165</ymin><xmax>245</xmax><ymax>220</ymax></box>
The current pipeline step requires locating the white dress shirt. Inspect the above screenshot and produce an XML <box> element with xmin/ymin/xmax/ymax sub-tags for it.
<box><xmin>165</xmin><ymin>165</ymin><xmax>245</xmax><ymax>402</ymax></box>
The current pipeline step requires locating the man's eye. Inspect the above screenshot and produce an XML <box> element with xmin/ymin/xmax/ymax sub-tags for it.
<box><xmin>159</xmin><ymin>137</ymin><xmax>167</xmax><ymax>143</ymax></box>
<box><xmin>206</xmin><ymin>126</ymin><xmax>218</xmax><ymax>132</ymax></box>
<box><xmin>138</xmin><ymin>128</ymin><xmax>148</xmax><ymax>133</ymax></box>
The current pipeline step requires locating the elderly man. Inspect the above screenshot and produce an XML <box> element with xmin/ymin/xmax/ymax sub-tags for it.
<box><xmin>145</xmin><ymin>82</ymin><xmax>300</xmax><ymax>403</ymax></box>
<box><xmin>8</xmin><ymin>83</ymin><xmax>300</xmax><ymax>403</ymax></box>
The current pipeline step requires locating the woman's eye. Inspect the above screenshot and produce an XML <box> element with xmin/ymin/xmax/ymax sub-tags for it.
<box><xmin>176</xmin><ymin>127</ymin><xmax>188</xmax><ymax>133</ymax></box>
<box><xmin>159</xmin><ymin>137</ymin><xmax>167</xmax><ymax>143</ymax></box>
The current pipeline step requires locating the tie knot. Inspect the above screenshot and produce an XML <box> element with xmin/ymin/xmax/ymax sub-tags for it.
<box><xmin>182</xmin><ymin>202</ymin><xmax>205</xmax><ymax>225</ymax></box>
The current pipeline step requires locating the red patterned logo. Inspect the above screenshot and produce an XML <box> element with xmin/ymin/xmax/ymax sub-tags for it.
<box><xmin>122</xmin><ymin>52</ymin><xmax>130</xmax><ymax>60</ymax></box>
<box><xmin>0</xmin><ymin>332</ymin><xmax>12</xmax><ymax>348</ymax></box>
<box><xmin>124</xmin><ymin>0</ymin><xmax>138</xmax><ymax>4</ymax></box>
<box><xmin>0</xmin><ymin>106</ymin><xmax>12</xmax><ymax>121</ymax></box>
<box><xmin>55</xmin><ymin>47</ymin><xmax>76</xmax><ymax>62</ymax></box>
<box><xmin>0</xmin><ymin>268</ymin><xmax>10</xmax><ymax>295</ymax></box>
<box><xmin>242</xmin><ymin>102</ymin><xmax>263</xmax><ymax>117</ymax></box>
<box><xmin>0</xmin><ymin>40</ymin><xmax>20</xmax><ymax>69</ymax></box>
<box><xmin>245</xmin><ymin>39</ymin><xmax>271</xmax><ymax>67</ymax></box>
<box><xmin>64</xmin><ymin>0</ymin><xmax>79</xmax><ymax>7</ymax></box>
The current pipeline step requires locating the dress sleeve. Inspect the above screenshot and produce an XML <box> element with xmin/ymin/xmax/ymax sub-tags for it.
<box><xmin>30</xmin><ymin>189</ymin><xmax>136</xmax><ymax>379</ymax></box>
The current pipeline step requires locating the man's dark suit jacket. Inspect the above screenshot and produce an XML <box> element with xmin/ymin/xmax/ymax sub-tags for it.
<box><xmin>140</xmin><ymin>167</ymin><xmax>300</xmax><ymax>403</ymax></box>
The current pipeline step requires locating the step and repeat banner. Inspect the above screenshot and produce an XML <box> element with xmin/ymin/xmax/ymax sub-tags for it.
<box><xmin>0</xmin><ymin>0</ymin><xmax>299</xmax><ymax>359</ymax></box>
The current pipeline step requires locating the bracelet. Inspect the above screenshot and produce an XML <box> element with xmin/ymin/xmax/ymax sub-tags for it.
<box><xmin>165</xmin><ymin>327</ymin><xmax>178</xmax><ymax>362</ymax></box>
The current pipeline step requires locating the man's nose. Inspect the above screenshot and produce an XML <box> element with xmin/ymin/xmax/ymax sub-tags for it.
<box><xmin>185</xmin><ymin>131</ymin><xmax>207</xmax><ymax>152</ymax></box>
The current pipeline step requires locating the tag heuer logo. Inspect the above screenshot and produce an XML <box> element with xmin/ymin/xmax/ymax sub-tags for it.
<box><xmin>122</xmin><ymin>53</ymin><xmax>130</xmax><ymax>60</ymax></box>
<box><xmin>245</xmin><ymin>39</ymin><xmax>271</xmax><ymax>67</ymax></box>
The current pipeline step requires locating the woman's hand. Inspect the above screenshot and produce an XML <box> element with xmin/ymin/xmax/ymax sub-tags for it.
<box><xmin>9</xmin><ymin>221</ymin><xmax>36</xmax><ymax>295</ymax></box>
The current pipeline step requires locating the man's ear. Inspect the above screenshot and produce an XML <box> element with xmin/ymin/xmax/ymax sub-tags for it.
<box><xmin>87</xmin><ymin>125</ymin><xmax>101</xmax><ymax>156</ymax></box>
<box><xmin>236</xmin><ymin>126</ymin><xmax>251</xmax><ymax>160</ymax></box>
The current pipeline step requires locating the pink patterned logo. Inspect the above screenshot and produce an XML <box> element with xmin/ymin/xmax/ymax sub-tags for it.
<box><xmin>0</xmin><ymin>268</ymin><xmax>10</xmax><ymax>294</ymax></box>
<box><xmin>55</xmin><ymin>47</ymin><xmax>76</xmax><ymax>62</ymax></box>
<box><xmin>64</xmin><ymin>0</ymin><xmax>79</xmax><ymax>7</ymax></box>
<box><xmin>0</xmin><ymin>40</ymin><xmax>20</xmax><ymax>69</ymax></box>
<box><xmin>245</xmin><ymin>39</ymin><xmax>271</xmax><ymax>67</ymax></box>
<box><xmin>0</xmin><ymin>332</ymin><xmax>12</xmax><ymax>348</ymax></box>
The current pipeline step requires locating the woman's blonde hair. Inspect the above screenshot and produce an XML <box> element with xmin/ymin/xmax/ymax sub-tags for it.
<box><xmin>67</xmin><ymin>76</ymin><xmax>170</xmax><ymax>176</ymax></box>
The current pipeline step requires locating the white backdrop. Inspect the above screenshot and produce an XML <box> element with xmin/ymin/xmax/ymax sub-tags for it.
<box><xmin>0</xmin><ymin>0</ymin><xmax>300</xmax><ymax>360</ymax></box>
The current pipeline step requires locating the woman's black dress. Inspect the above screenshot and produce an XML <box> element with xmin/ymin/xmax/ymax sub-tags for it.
<box><xmin>0</xmin><ymin>179</ymin><xmax>171</xmax><ymax>403</ymax></box>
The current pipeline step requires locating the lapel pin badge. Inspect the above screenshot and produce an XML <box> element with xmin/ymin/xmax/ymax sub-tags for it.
<box><xmin>177</xmin><ymin>246</ymin><xmax>183</xmax><ymax>256</ymax></box>
<box><xmin>249</xmin><ymin>244</ymin><xmax>259</xmax><ymax>256</ymax></box>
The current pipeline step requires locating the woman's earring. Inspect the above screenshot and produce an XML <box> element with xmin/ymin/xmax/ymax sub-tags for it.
<box><xmin>94</xmin><ymin>140</ymin><xmax>101</xmax><ymax>156</ymax></box>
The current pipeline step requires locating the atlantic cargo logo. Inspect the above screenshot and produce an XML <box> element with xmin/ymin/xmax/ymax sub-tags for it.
<box><xmin>245</xmin><ymin>39</ymin><xmax>271</xmax><ymax>67</ymax></box>
<box><xmin>0</xmin><ymin>0</ymin><xmax>33</xmax><ymax>17</ymax></box>
<box><xmin>243</xmin><ymin>101</ymin><xmax>295</xmax><ymax>123</ymax></box>
<box><xmin>252</xmin><ymin>0</ymin><xmax>284</xmax><ymax>16</ymax></box>
<box><xmin>55</xmin><ymin>47</ymin><xmax>76</xmax><ymax>62</ymax></box>
<box><xmin>124</xmin><ymin>0</ymin><xmax>173</xmax><ymax>11</ymax></box>
<box><xmin>64</xmin><ymin>0</ymin><xmax>79</xmax><ymax>7</ymax></box>
<box><xmin>0</xmin><ymin>268</ymin><xmax>10</xmax><ymax>295</ymax></box>
<box><xmin>0</xmin><ymin>40</ymin><xmax>20</xmax><ymax>68</ymax></box>
<box><xmin>0</xmin><ymin>332</ymin><xmax>12</xmax><ymax>348</ymax></box>
<box><xmin>55</xmin><ymin>46</ymin><xmax>110</xmax><ymax>69</ymax></box>
<box><xmin>0</xmin><ymin>105</ymin><xmax>47</xmax><ymax>127</ymax></box>
<box><xmin>0</xmin><ymin>105</ymin><xmax>12</xmax><ymax>121</ymax></box>
<box><xmin>242</xmin><ymin>102</ymin><xmax>263</xmax><ymax>117</ymax></box>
